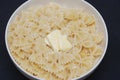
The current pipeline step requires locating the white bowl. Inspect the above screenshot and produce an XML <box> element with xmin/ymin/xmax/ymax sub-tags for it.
<box><xmin>5</xmin><ymin>0</ymin><xmax>108</xmax><ymax>80</ymax></box>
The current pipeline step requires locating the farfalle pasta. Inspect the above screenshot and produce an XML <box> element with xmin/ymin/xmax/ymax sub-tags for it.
<box><xmin>8</xmin><ymin>2</ymin><xmax>104</xmax><ymax>80</ymax></box>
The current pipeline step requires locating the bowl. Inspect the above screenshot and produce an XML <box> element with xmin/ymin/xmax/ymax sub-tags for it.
<box><xmin>5</xmin><ymin>0</ymin><xmax>108</xmax><ymax>80</ymax></box>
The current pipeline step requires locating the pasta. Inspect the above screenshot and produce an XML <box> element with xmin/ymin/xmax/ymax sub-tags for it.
<box><xmin>8</xmin><ymin>2</ymin><xmax>104</xmax><ymax>80</ymax></box>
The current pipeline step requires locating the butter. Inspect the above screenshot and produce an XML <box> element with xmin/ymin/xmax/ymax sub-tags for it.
<box><xmin>46</xmin><ymin>30</ymin><xmax>61</xmax><ymax>51</ymax></box>
<box><xmin>59</xmin><ymin>35</ymin><xmax>72</xmax><ymax>51</ymax></box>
<box><xmin>45</xmin><ymin>30</ymin><xmax>72</xmax><ymax>52</ymax></box>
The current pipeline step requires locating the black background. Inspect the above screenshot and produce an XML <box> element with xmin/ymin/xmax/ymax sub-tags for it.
<box><xmin>0</xmin><ymin>0</ymin><xmax>120</xmax><ymax>80</ymax></box>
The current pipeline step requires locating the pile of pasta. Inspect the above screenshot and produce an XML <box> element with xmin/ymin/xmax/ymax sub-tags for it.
<box><xmin>8</xmin><ymin>3</ymin><xmax>104</xmax><ymax>80</ymax></box>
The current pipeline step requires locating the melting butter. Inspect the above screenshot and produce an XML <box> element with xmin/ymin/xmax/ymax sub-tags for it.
<box><xmin>45</xmin><ymin>30</ymin><xmax>72</xmax><ymax>52</ymax></box>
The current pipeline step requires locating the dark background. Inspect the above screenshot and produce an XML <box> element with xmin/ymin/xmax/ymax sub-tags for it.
<box><xmin>0</xmin><ymin>0</ymin><xmax>120</xmax><ymax>80</ymax></box>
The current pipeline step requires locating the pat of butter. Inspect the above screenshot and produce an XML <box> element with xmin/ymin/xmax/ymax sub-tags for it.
<box><xmin>59</xmin><ymin>35</ymin><xmax>72</xmax><ymax>51</ymax></box>
<box><xmin>46</xmin><ymin>30</ymin><xmax>61</xmax><ymax>51</ymax></box>
<box><xmin>45</xmin><ymin>30</ymin><xmax>72</xmax><ymax>52</ymax></box>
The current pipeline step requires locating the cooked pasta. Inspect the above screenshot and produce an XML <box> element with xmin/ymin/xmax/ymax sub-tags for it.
<box><xmin>8</xmin><ymin>2</ymin><xmax>104</xmax><ymax>80</ymax></box>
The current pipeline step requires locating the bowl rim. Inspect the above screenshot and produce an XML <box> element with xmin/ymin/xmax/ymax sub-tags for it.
<box><xmin>5</xmin><ymin>0</ymin><xmax>108</xmax><ymax>80</ymax></box>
